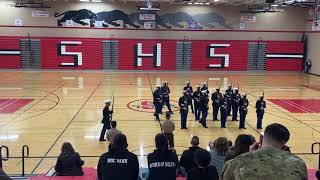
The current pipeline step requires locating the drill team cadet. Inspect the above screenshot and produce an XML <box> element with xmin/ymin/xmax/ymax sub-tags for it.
<box><xmin>231</xmin><ymin>88</ymin><xmax>241</xmax><ymax>121</ymax></box>
<box><xmin>211</xmin><ymin>88</ymin><xmax>222</xmax><ymax>121</ymax></box>
<box><xmin>200</xmin><ymin>90</ymin><xmax>209</xmax><ymax>128</ymax></box>
<box><xmin>153</xmin><ymin>86</ymin><xmax>162</xmax><ymax>121</ymax></box>
<box><xmin>255</xmin><ymin>96</ymin><xmax>266</xmax><ymax>129</ymax></box>
<box><xmin>220</xmin><ymin>95</ymin><xmax>228</xmax><ymax>128</ymax></box>
<box><xmin>239</xmin><ymin>94</ymin><xmax>249</xmax><ymax>129</ymax></box>
<box><xmin>193</xmin><ymin>85</ymin><xmax>202</xmax><ymax>120</ymax></box>
<box><xmin>225</xmin><ymin>85</ymin><xmax>233</xmax><ymax>116</ymax></box>
<box><xmin>97</xmin><ymin>134</ymin><xmax>139</xmax><ymax>180</ymax></box>
<box><xmin>161</xmin><ymin>82</ymin><xmax>173</xmax><ymax>114</ymax></box>
<box><xmin>99</xmin><ymin>99</ymin><xmax>113</xmax><ymax>141</ymax></box>
<box><xmin>201</xmin><ymin>82</ymin><xmax>209</xmax><ymax>94</ymax></box>
<box><xmin>179</xmin><ymin>91</ymin><xmax>189</xmax><ymax>129</ymax></box>
<box><xmin>184</xmin><ymin>82</ymin><xmax>194</xmax><ymax>114</ymax></box>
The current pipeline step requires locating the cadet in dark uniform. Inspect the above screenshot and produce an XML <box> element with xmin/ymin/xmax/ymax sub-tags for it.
<box><xmin>184</xmin><ymin>82</ymin><xmax>194</xmax><ymax>114</ymax></box>
<box><xmin>255</xmin><ymin>96</ymin><xmax>266</xmax><ymax>129</ymax></box>
<box><xmin>97</xmin><ymin>134</ymin><xmax>139</xmax><ymax>180</ymax></box>
<box><xmin>200</xmin><ymin>90</ymin><xmax>209</xmax><ymax>128</ymax></box>
<box><xmin>99</xmin><ymin>99</ymin><xmax>113</xmax><ymax>141</ymax></box>
<box><xmin>148</xmin><ymin>133</ymin><xmax>178</xmax><ymax>180</ymax></box>
<box><xmin>201</xmin><ymin>82</ymin><xmax>209</xmax><ymax>94</ymax></box>
<box><xmin>161</xmin><ymin>82</ymin><xmax>173</xmax><ymax>114</ymax></box>
<box><xmin>225</xmin><ymin>85</ymin><xmax>233</xmax><ymax>116</ymax></box>
<box><xmin>211</xmin><ymin>88</ymin><xmax>222</xmax><ymax>121</ymax></box>
<box><xmin>239</xmin><ymin>94</ymin><xmax>249</xmax><ymax>129</ymax></box>
<box><xmin>220</xmin><ymin>95</ymin><xmax>228</xmax><ymax>128</ymax></box>
<box><xmin>153</xmin><ymin>86</ymin><xmax>162</xmax><ymax>121</ymax></box>
<box><xmin>193</xmin><ymin>85</ymin><xmax>202</xmax><ymax>120</ymax></box>
<box><xmin>179</xmin><ymin>91</ymin><xmax>189</xmax><ymax>129</ymax></box>
<box><xmin>231</xmin><ymin>88</ymin><xmax>241</xmax><ymax>121</ymax></box>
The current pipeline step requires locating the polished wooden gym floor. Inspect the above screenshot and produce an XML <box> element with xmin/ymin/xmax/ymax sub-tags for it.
<box><xmin>0</xmin><ymin>71</ymin><xmax>319</xmax><ymax>175</ymax></box>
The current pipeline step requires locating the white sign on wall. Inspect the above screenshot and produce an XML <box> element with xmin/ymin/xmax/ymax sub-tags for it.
<box><xmin>139</xmin><ymin>14</ymin><xmax>155</xmax><ymax>21</ymax></box>
<box><xmin>14</xmin><ymin>18</ymin><xmax>23</xmax><ymax>26</ymax></box>
<box><xmin>32</xmin><ymin>11</ymin><xmax>49</xmax><ymax>17</ymax></box>
<box><xmin>144</xmin><ymin>22</ymin><xmax>152</xmax><ymax>29</ymax></box>
<box><xmin>94</xmin><ymin>21</ymin><xmax>104</xmax><ymax>28</ymax></box>
<box><xmin>65</xmin><ymin>20</ymin><xmax>74</xmax><ymax>27</ymax></box>
<box><xmin>241</xmin><ymin>16</ymin><xmax>256</xmax><ymax>23</ymax></box>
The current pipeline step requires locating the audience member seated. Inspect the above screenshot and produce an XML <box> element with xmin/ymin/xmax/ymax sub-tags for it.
<box><xmin>0</xmin><ymin>167</ymin><xmax>12</xmax><ymax>180</ymax></box>
<box><xmin>316</xmin><ymin>170</ymin><xmax>320</xmax><ymax>180</ymax></box>
<box><xmin>187</xmin><ymin>149</ymin><xmax>219</xmax><ymax>180</ymax></box>
<box><xmin>180</xmin><ymin>136</ymin><xmax>202</xmax><ymax>176</ymax></box>
<box><xmin>209</xmin><ymin>137</ymin><xmax>229</xmax><ymax>177</ymax></box>
<box><xmin>55</xmin><ymin>142</ymin><xmax>84</xmax><ymax>176</ymax></box>
<box><xmin>221</xmin><ymin>123</ymin><xmax>308</xmax><ymax>180</ymax></box>
<box><xmin>225</xmin><ymin>134</ymin><xmax>255</xmax><ymax>161</ymax></box>
<box><xmin>161</xmin><ymin>111</ymin><xmax>175</xmax><ymax>148</ymax></box>
<box><xmin>97</xmin><ymin>134</ymin><xmax>139</xmax><ymax>180</ymax></box>
<box><xmin>148</xmin><ymin>133</ymin><xmax>178</xmax><ymax>180</ymax></box>
<box><xmin>106</xmin><ymin>121</ymin><xmax>122</xmax><ymax>145</ymax></box>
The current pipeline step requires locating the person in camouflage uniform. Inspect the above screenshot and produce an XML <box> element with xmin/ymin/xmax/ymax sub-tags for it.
<box><xmin>221</xmin><ymin>123</ymin><xmax>308</xmax><ymax>180</ymax></box>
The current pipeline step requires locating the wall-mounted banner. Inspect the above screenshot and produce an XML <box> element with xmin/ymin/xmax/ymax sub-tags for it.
<box><xmin>241</xmin><ymin>16</ymin><xmax>256</xmax><ymax>23</ymax></box>
<box><xmin>32</xmin><ymin>11</ymin><xmax>49</xmax><ymax>17</ymax></box>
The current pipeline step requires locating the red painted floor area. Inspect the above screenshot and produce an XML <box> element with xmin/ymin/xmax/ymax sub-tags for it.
<box><xmin>0</xmin><ymin>99</ymin><xmax>33</xmax><ymax>114</ymax></box>
<box><xmin>268</xmin><ymin>99</ymin><xmax>320</xmax><ymax>113</ymax></box>
<box><xmin>304</xmin><ymin>85</ymin><xmax>320</xmax><ymax>92</ymax></box>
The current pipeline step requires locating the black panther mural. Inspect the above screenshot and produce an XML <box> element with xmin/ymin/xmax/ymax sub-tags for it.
<box><xmin>161</xmin><ymin>12</ymin><xmax>202</xmax><ymax>29</ymax></box>
<box><xmin>54</xmin><ymin>8</ymin><xmax>233</xmax><ymax>30</ymax></box>
<box><xmin>55</xmin><ymin>9</ymin><xmax>97</xmax><ymax>26</ymax></box>
<box><xmin>193</xmin><ymin>13</ymin><xmax>232</xmax><ymax>29</ymax></box>
<box><xmin>93</xmin><ymin>10</ymin><xmax>139</xmax><ymax>28</ymax></box>
<box><xmin>129</xmin><ymin>12</ymin><xmax>171</xmax><ymax>29</ymax></box>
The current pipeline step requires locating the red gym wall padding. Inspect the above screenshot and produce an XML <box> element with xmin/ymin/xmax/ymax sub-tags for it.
<box><xmin>191</xmin><ymin>41</ymin><xmax>248</xmax><ymax>71</ymax></box>
<box><xmin>118</xmin><ymin>39</ymin><xmax>176</xmax><ymax>70</ymax></box>
<box><xmin>266</xmin><ymin>41</ymin><xmax>304</xmax><ymax>71</ymax></box>
<box><xmin>0</xmin><ymin>38</ymin><xmax>21</xmax><ymax>69</ymax></box>
<box><xmin>41</xmin><ymin>38</ymin><xmax>103</xmax><ymax>69</ymax></box>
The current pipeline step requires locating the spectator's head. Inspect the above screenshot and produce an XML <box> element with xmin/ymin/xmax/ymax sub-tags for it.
<box><xmin>155</xmin><ymin>133</ymin><xmax>168</xmax><ymax>151</ymax></box>
<box><xmin>214</xmin><ymin>137</ymin><xmax>228</xmax><ymax>156</ymax></box>
<box><xmin>165</xmin><ymin>111</ymin><xmax>171</xmax><ymax>120</ymax></box>
<box><xmin>227</xmin><ymin>140</ymin><xmax>233</xmax><ymax>148</ymax></box>
<box><xmin>316</xmin><ymin>170</ymin><xmax>320</xmax><ymax>180</ymax></box>
<box><xmin>191</xmin><ymin>136</ymin><xmax>200</xmax><ymax>147</ymax></box>
<box><xmin>113</xmin><ymin>133</ymin><xmax>128</xmax><ymax>149</ymax></box>
<box><xmin>110</xmin><ymin>121</ymin><xmax>117</xmax><ymax>128</ymax></box>
<box><xmin>194</xmin><ymin>149</ymin><xmax>211</xmax><ymax>168</ymax></box>
<box><xmin>262</xmin><ymin>123</ymin><xmax>290</xmax><ymax>149</ymax></box>
<box><xmin>234</xmin><ymin>134</ymin><xmax>256</xmax><ymax>155</ymax></box>
<box><xmin>61</xmin><ymin>142</ymin><xmax>75</xmax><ymax>155</ymax></box>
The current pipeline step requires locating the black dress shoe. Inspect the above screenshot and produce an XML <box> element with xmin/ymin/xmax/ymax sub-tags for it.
<box><xmin>99</xmin><ymin>139</ymin><xmax>106</xmax><ymax>141</ymax></box>
<box><xmin>203</xmin><ymin>126</ymin><xmax>208</xmax><ymax>128</ymax></box>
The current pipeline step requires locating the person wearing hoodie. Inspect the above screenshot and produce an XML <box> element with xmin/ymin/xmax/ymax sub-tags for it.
<box><xmin>180</xmin><ymin>136</ymin><xmax>202</xmax><ymax>175</ymax></box>
<box><xmin>97</xmin><ymin>134</ymin><xmax>139</xmax><ymax>180</ymax></box>
<box><xmin>148</xmin><ymin>133</ymin><xmax>179</xmax><ymax>180</ymax></box>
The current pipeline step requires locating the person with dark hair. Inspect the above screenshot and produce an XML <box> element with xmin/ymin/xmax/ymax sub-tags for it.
<box><xmin>231</xmin><ymin>88</ymin><xmax>241</xmax><ymax>121</ymax></box>
<box><xmin>256</xmin><ymin>96</ymin><xmax>266</xmax><ymax>129</ymax></box>
<box><xmin>193</xmin><ymin>85</ymin><xmax>202</xmax><ymax>120</ymax></box>
<box><xmin>147</xmin><ymin>133</ymin><xmax>178</xmax><ymax>180</ymax></box>
<box><xmin>161</xmin><ymin>111</ymin><xmax>175</xmax><ymax>148</ymax></box>
<box><xmin>209</xmin><ymin>137</ymin><xmax>229</xmax><ymax>177</ymax></box>
<box><xmin>153</xmin><ymin>85</ymin><xmax>162</xmax><ymax>121</ymax></box>
<box><xmin>225</xmin><ymin>85</ymin><xmax>233</xmax><ymax>116</ymax></box>
<box><xmin>219</xmin><ymin>95</ymin><xmax>228</xmax><ymax>128</ymax></box>
<box><xmin>187</xmin><ymin>149</ymin><xmax>219</xmax><ymax>180</ymax></box>
<box><xmin>211</xmin><ymin>88</ymin><xmax>222</xmax><ymax>121</ymax></box>
<box><xmin>180</xmin><ymin>136</ymin><xmax>202</xmax><ymax>175</ymax></box>
<box><xmin>316</xmin><ymin>170</ymin><xmax>320</xmax><ymax>180</ymax></box>
<box><xmin>184</xmin><ymin>81</ymin><xmax>194</xmax><ymax>113</ymax></box>
<box><xmin>225</xmin><ymin>134</ymin><xmax>256</xmax><ymax>161</ymax></box>
<box><xmin>55</xmin><ymin>142</ymin><xmax>84</xmax><ymax>176</ymax></box>
<box><xmin>161</xmin><ymin>81</ymin><xmax>173</xmax><ymax>114</ymax></box>
<box><xmin>222</xmin><ymin>123</ymin><xmax>308</xmax><ymax>180</ymax></box>
<box><xmin>200</xmin><ymin>90</ymin><xmax>209</xmax><ymax>128</ymax></box>
<box><xmin>106</xmin><ymin>121</ymin><xmax>122</xmax><ymax>145</ymax></box>
<box><xmin>0</xmin><ymin>167</ymin><xmax>12</xmax><ymax>180</ymax></box>
<box><xmin>97</xmin><ymin>134</ymin><xmax>139</xmax><ymax>180</ymax></box>
<box><xmin>179</xmin><ymin>91</ymin><xmax>189</xmax><ymax>129</ymax></box>
<box><xmin>99</xmin><ymin>99</ymin><xmax>113</xmax><ymax>141</ymax></box>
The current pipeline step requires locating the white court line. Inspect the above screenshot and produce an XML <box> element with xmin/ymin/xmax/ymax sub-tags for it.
<box><xmin>285</xmin><ymin>99</ymin><xmax>316</xmax><ymax>113</ymax></box>
<box><xmin>280</xmin><ymin>99</ymin><xmax>309</xmax><ymax>113</ymax></box>
<box><xmin>0</xmin><ymin>99</ymin><xmax>13</xmax><ymax>109</ymax></box>
<box><xmin>0</xmin><ymin>99</ymin><xmax>18</xmax><ymax>111</ymax></box>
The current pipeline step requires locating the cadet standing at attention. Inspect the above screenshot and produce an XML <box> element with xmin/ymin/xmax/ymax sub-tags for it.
<box><xmin>255</xmin><ymin>96</ymin><xmax>266</xmax><ymax>129</ymax></box>
<box><xmin>161</xmin><ymin>81</ymin><xmax>173</xmax><ymax>114</ymax></box>
<box><xmin>184</xmin><ymin>81</ymin><xmax>194</xmax><ymax>114</ymax></box>
<box><xmin>99</xmin><ymin>99</ymin><xmax>113</xmax><ymax>141</ymax></box>
<box><xmin>225</xmin><ymin>85</ymin><xmax>233</xmax><ymax>116</ymax></box>
<box><xmin>220</xmin><ymin>95</ymin><xmax>228</xmax><ymax>128</ymax></box>
<box><xmin>193</xmin><ymin>85</ymin><xmax>202</xmax><ymax>121</ymax></box>
<box><xmin>211</xmin><ymin>88</ymin><xmax>222</xmax><ymax>121</ymax></box>
<box><xmin>239</xmin><ymin>94</ymin><xmax>249</xmax><ymax>129</ymax></box>
<box><xmin>231</xmin><ymin>88</ymin><xmax>241</xmax><ymax>121</ymax></box>
<box><xmin>179</xmin><ymin>91</ymin><xmax>189</xmax><ymax>129</ymax></box>
<box><xmin>153</xmin><ymin>86</ymin><xmax>162</xmax><ymax>121</ymax></box>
